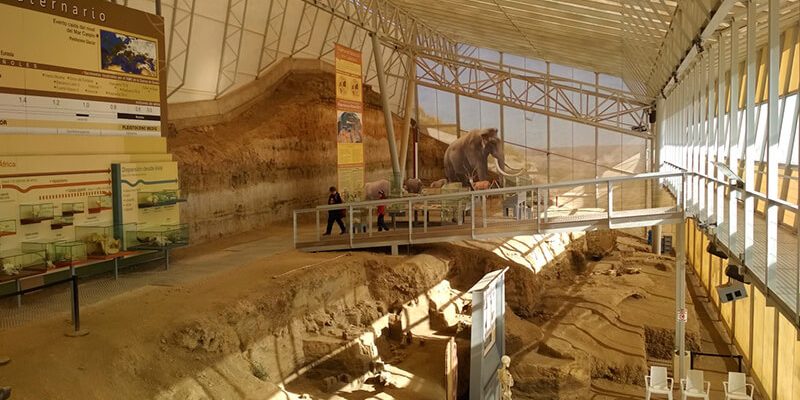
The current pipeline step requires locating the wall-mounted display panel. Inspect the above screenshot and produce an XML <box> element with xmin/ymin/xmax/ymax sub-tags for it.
<box><xmin>0</xmin><ymin>0</ymin><xmax>166</xmax><ymax>136</ymax></box>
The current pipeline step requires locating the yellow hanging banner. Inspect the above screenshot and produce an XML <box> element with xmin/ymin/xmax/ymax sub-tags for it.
<box><xmin>335</xmin><ymin>44</ymin><xmax>365</xmax><ymax>202</ymax></box>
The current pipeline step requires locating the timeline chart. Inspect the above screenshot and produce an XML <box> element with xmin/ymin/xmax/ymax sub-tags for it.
<box><xmin>0</xmin><ymin>93</ymin><xmax>161</xmax><ymax>136</ymax></box>
<box><xmin>0</xmin><ymin>0</ymin><xmax>166</xmax><ymax>137</ymax></box>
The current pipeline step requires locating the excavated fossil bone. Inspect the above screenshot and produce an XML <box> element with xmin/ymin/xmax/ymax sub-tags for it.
<box><xmin>2</xmin><ymin>261</ymin><xmax>21</xmax><ymax>275</ymax></box>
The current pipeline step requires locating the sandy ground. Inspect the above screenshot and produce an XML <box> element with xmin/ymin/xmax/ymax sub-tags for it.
<box><xmin>0</xmin><ymin>226</ymin><xmax>742</xmax><ymax>400</ymax></box>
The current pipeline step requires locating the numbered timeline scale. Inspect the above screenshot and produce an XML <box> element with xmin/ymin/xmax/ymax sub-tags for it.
<box><xmin>0</xmin><ymin>94</ymin><xmax>160</xmax><ymax>136</ymax></box>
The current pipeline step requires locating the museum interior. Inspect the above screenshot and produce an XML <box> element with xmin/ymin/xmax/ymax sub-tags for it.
<box><xmin>0</xmin><ymin>0</ymin><xmax>799</xmax><ymax>399</ymax></box>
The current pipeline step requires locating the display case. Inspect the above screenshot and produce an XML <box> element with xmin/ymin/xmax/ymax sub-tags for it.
<box><xmin>75</xmin><ymin>223</ymin><xmax>133</xmax><ymax>257</ymax></box>
<box><xmin>0</xmin><ymin>220</ymin><xmax>16</xmax><ymax>237</ymax></box>
<box><xmin>127</xmin><ymin>223</ymin><xmax>189</xmax><ymax>249</ymax></box>
<box><xmin>0</xmin><ymin>249</ymin><xmax>46</xmax><ymax>279</ymax></box>
<box><xmin>21</xmin><ymin>239</ymin><xmax>65</xmax><ymax>264</ymax></box>
<box><xmin>87</xmin><ymin>194</ymin><xmax>112</xmax><ymax>214</ymax></box>
<box><xmin>19</xmin><ymin>203</ymin><xmax>55</xmax><ymax>225</ymax></box>
<box><xmin>53</xmin><ymin>241</ymin><xmax>88</xmax><ymax>268</ymax></box>
<box><xmin>137</xmin><ymin>190</ymin><xmax>182</xmax><ymax>208</ymax></box>
<box><xmin>50</xmin><ymin>215</ymin><xmax>74</xmax><ymax>230</ymax></box>
<box><xmin>61</xmin><ymin>202</ymin><xmax>85</xmax><ymax>216</ymax></box>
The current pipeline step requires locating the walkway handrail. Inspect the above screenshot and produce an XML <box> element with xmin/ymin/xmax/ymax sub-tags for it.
<box><xmin>306</xmin><ymin>170</ymin><xmax>687</xmax><ymax>212</ymax></box>
<box><xmin>662</xmin><ymin>162</ymin><xmax>800</xmax><ymax>213</ymax></box>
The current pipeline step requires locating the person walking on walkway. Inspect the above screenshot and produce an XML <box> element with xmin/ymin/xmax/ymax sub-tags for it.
<box><xmin>324</xmin><ymin>186</ymin><xmax>346</xmax><ymax>235</ymax></box>
<box><xmin>377</xmin><ymin>190</ymin><xmax>390</xmax><ymax>232</ymax></box>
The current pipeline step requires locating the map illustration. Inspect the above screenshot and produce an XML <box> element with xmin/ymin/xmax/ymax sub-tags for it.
<box><xmin>100</xmin><ymin>30</ymin><xmax>157</xmax><ymax>77</ymax></box>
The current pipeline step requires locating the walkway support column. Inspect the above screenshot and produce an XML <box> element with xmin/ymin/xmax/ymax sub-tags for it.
<box><xmin>370</xmin><ymin>33</ymin><xmax>402</xmax><ymax>195</ymax></box>
<box><xmin>675</xmin><ymin>217</ymin><xmax>687</xmax><ymax>381</ymax></box>
<box><xmin>400</xmin><ymin>53</ymin><xmax>415</xmax><ymax>182</ymax></box>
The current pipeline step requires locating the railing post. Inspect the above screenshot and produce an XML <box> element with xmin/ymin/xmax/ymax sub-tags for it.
<box><xmin>536</xmin><ymin>190</ymin><xmax>541</xmax><ymax>233</ymax></box>
<box><xmin>315</xmin><ymin>210</ymin><xmax>320</xmax><ymax>241</ymax></box>
<box><xmin>423</xmin><ymin>200</ymin><xmax>428</xmax><ymax>233</ymax></box>
<box><xmin>368</xmin><ymin>207</ymin><xmax>373</xmax><ymax>237</ymax></box>
<box><xmin>408</xmin><ymin>199</ymin><xmax>413</xmax><ymax>244</ymax></box>
<box><xmin>471</xmin><ymin>195</ymin><xmax>476</xmax><ymax>239</ymax></box>
<box><xmin>482</xmin><ymin>194</ymin><xmax>487</xmax><ymax>228</ymax></box>
<box><xmin>606</xmin><ymin>181</ymin><xmax>613</xmax><ymax>220</ymax></box>
<box><xmin>349</xmin><ymin>205</ymin><xmax>354</xmax><ymax>248</ymax></box>
<box><xmin>544</xmin><ymin>188</ymin><xmax>549</xmax><ymax>224</ymax></box>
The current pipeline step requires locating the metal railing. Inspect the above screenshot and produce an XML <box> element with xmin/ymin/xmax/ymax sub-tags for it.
<box><xmin>293</xmin><ymin>171</ymin><xmax>687</xmax><ymax>249</ymax></box>
<box><xmin>662</xmin><ymin>161</ymin><xmax>800</xmax><ymax>327</ymax></box>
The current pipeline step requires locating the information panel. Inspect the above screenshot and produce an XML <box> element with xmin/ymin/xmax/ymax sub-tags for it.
<box><xmin>0</xmin><ymin>0</ymin><xmax>166</xmax><ymax>136</ymax></box>
<box><xmin>335</xmin><ymin>44</ymin><xmax>365</xmax><ymax>201</ymax></box>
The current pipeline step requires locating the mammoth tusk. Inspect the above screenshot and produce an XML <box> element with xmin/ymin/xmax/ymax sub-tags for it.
<box><xmin>494</xmin><ymin>158</ymin><xmax>526</xmax><ymax>177</ymax></box>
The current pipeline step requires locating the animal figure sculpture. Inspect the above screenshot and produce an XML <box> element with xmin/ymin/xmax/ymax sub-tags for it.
<box><xmin>403</xmin><ymin>178</ymin><xmax>423</xmax><ymax>194</ymax></box>
<box><xmin>469</xmin><ymin>178</ymin><xmax>492</xmax><ymax>191</ymax></box>
<box><xmin>430</xmin><ymin>178</ymin><xmax>448</xmax><ymax>188</ymax></box>
<box><xmin>443</xmin><ymin>128</ymin><xmax>525</xmax><ymax>186</ymax></box>
<box><xmin>364</xmin><ymin>179</ymin><xmax>391</xmax><ymax>200</ymax></box>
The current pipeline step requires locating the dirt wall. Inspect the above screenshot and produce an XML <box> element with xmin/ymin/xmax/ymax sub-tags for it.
<box><xmin>167</xmin><ymin>67</ymin><xmax>404</xmax><ymax>243</ymax></box>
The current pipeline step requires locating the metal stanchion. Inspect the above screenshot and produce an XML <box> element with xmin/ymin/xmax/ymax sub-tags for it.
<box><xmin>15</xmin><ymin>280</ymin><xmax>21</xmax><ymax>308</ymax></box>
<box><xmin>65</xmin><ymin>273</ymin><xmax>89</xmax><ymax>337</ymax></box>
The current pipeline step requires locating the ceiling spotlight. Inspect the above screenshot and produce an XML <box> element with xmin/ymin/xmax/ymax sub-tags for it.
<box><xmin>706</xmin><ymin>237</ymin><xmax>728</xmax><ymax>260</ymax></box>
<box><xmin>725</xmin><ymin>262</ymin><xmax>751</xmax><ymax>285</ymax></box>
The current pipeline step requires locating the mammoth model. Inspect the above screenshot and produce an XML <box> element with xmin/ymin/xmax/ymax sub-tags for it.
<box><xmin>444</xmin><ymin>128</ymin><xmax>525</xmax><ymax>186</ymax></box>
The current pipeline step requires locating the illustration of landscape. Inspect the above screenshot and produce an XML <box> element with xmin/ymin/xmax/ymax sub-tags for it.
<box><xmin>100</xmin><ymin>30</ymin><xmax>157</xmax><ymax>77</ymax></box>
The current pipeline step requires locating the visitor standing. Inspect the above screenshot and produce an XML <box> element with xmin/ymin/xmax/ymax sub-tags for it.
<box><xmin>377</xmin><ymin>190</ymin><xmax>389</xmax><ymax>232</ymax></box>
<box><xmin>324</xmin><ymin>186</ymin><xmax>346</xmax><ymax>235</ymax></box>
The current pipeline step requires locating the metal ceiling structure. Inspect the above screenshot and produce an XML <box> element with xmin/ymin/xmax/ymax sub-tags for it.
<box><xmin>112</xmin><ymin>0</ymin><xmax>798</xmax><ymax>137</ymax></box>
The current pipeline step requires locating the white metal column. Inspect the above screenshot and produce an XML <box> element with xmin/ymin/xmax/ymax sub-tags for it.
<box><xmin>765</xmin><ymin>0</ymin><xmax>780</xmax><ymax>286</ymax></box>
<box><xmin>728</xmin><ymin>18</ymin><xmax>741</xmax><ymax>254</ymax></box>
<box><xmin>716</xmin><ymin>34</ymin><xmax>726</xmax><ymax>234</ymax></box>
<box><xmin>743</xmin><ymin>0</ymin><xmax>757</xmax><ymax>268</ymax></box>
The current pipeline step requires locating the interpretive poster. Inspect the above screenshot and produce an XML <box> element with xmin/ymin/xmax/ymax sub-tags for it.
<box><xmin>117</xmin><ymin>161</ymin><xmax>180</xmax><ymax>228</ymax></box>
<box><xmin>335</xmin><ymin>44</ymin><xmax>364</xmax><ymax>201</ymax></box>
<box><xmin>0</xmin><ymin>0</ymin><xmax>166</xmax><ymax>136</ymax></box>
<box><xmin>0</xmin><ymin>155</ymin><xmax>113</xmax><ymax>251</ymax></box>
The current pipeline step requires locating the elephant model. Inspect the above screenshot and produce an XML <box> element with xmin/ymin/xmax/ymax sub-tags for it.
<box><xmin>403</xmin><ymin>178</ymin><xmax>422</xmax><ymax>194</ymax></box>
<box><xmin>443</xmin><ymin>128</ymin><xmax>525</xmax><ymax>186</ymax></box>
<box><xmin>364</xmin><ymin>179</ymin><xmax>391</xmax><ymax>200</ymax></box>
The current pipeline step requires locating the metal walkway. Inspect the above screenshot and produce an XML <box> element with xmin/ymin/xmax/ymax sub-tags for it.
<box><xmin>293</xmin><ymin>171</ymin><xmax>685</xmax><ymax>252</ymax></box>
<box><xmin>295</xmin><ymin>167</ymin><xmax>800</xmax><ymax>325</ymax></box>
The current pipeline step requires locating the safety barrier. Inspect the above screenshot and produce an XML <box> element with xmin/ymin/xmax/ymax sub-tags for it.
<box><xmin>293</xmin><ymin>171</ymin><xmax>687</xmax><ymax>252</ymax></box>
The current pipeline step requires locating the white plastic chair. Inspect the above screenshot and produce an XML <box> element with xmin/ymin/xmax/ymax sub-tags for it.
<box><xmin>723</xmin><ymin>372</ymin><xmax>754</xmax><ymax>400</ymax></box>
<box><xmin>645</xmin><ymin>366</ymin><xmax>674</xmax><ymax>400</ymax></box>
<box><xmin>680</xmin><ymin>369</ymin><xmax>710</xmax><ymax>400</ymax></box>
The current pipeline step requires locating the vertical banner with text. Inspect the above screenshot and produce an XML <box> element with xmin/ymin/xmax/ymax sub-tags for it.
<box><xmin>335</xmin><ymin>44</ymin><xmax>365</xmax><ymax>202</ymax></box>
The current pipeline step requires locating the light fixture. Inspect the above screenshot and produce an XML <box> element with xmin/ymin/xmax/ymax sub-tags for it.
<box><xmin>706</xmin><ymin>239</ymin><xmax>729</xmax><ymax>259</ymax></box>
<box><xmin>725</xmin><ymin>261</ymin><xmax>751</xmax><ymax>284</ymax></box>
<box><xmin>716</xmin><ymin>280</ymin><xmax>748</xmax><ymax>303</ymax></box>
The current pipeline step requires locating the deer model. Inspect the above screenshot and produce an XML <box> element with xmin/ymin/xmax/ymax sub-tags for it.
<box><xmin>468</xmin><ymin>168</ymin><xmax>497</xmax><ymax>191</ymax></box>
